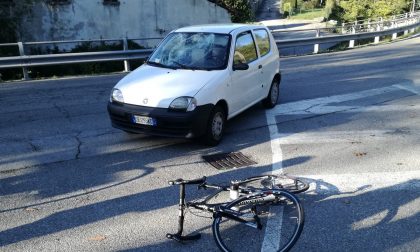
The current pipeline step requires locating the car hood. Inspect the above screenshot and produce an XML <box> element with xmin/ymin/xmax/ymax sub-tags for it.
<box><xmin>115</xmin><ymin>64</ymin><xmax>219</xmax><ymax>108</ymax></box>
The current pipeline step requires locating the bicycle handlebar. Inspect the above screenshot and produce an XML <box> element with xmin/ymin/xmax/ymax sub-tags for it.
<box><xmin>168</xmin><ymin>176</ymin><xmax>207</xmax><ymax>186</ymax></box>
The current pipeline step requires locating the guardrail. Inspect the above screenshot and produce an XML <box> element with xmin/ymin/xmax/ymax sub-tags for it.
<box><xmin>341</xmin><ymin>11</ymin><xmax>420</xmax><ymax>34</ymax></box>
<box><xmin>0</xmin><ymin>13</ymin><xmax>419</xmax><ymax>81</ymax></box>
<box><xmin>0</xmin><ymin>37</ymin><xmax>161</xmax><ymax>80</ymax></box>
<box><xmin>276</xmin><ymin>17</ymin><xmax>420</xmax><ymax>53</ymax></box>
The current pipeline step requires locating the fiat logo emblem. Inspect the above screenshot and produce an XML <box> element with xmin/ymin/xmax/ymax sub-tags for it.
<box><xmin>143</xmin><ymin>98</ymin><xmax>148</xmax><ymax>104</ymax></box>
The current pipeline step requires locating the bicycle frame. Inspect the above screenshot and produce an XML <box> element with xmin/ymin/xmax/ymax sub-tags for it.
<box><xmin>166</xmin><ymin>178</ymin><xmax>282</xmax><ymax>242</ymax></box>
<box><xmin>166</xmin><ymin>175</ymin><xmax>307</xmax><ymax>251</ymax></box>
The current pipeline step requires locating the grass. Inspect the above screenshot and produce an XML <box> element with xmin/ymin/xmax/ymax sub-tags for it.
<box><xmin>288</xmin><ymin>8</ymin><xmax>325</xmax><ymax>20</ymax></box>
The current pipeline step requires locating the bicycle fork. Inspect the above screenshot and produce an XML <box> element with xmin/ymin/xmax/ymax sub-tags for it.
<box><xmin>166</xmin><ymin>183</ymin><xmax>201</xmax><ymax>243</ymax></box>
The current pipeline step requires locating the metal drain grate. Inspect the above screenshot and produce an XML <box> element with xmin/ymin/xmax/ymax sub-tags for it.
<box><xmin>202</xmin><ymin>152</ymin><xmax>257</xmax><ymax>170</ymax></box>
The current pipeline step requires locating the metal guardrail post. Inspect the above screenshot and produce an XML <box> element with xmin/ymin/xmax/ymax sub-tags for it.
<box><xmin>122</xmin><ymin>38</ymin><xmax>130</xmax><ymax>72</ymax></box>
<box><xmin>409</xmin><ymin>14</ymin><xmax>416</xmax><ymax>33</ymax></box>
<box><xmin>405</xmin><ymin>13</ymin><xmax>409</xmax><ymax>35</ymax></box>
<box><xmin>374</xmin><ymin>20</ymin><xmax>382</xmax><ymax>44</ymax></box>
<box><xmin>349</xmin><ymin>25</ymin><xmax>356</xmax><ymax>48</ymax></box>
<box><xmin>314</xmin><ymin>29</ymin><xmax>320</xmax><ymax>54</ymax></box>
<box><xmin>392</xmin><ymin>16</ymin><xmax>398</xmax><ymax>40</ymax></box>
<box><xmin>17</xmin><ymin>42</ymin><xmax>30</xmax><ymax>80</ymax></box>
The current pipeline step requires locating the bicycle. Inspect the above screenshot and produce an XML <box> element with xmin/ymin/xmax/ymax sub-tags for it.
<box><xmin>166</xmin><ymin>174</ymin><xmax>308</xmax><ymax>252</ymax></box>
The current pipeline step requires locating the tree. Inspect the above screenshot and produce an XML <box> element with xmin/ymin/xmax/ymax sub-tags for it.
<box><xmin>209</xmin><ymin>0</ymin><xmax>254</xmax><ymax>22</ymax></box>
<box><xmin>371</xmin><ymin>0</ymin><xmax>410</xmax><ymax>17</ymax></box>
<box><xmin>336</xmin><ymin>0</ymin><xmax>412</xmax><ymax>22</ymax></box>
<box><xmin>0</xmin><ymin>0</ymin><xmax>35</xmax><ymax>43</ymax></box>
<box><xmin>325</xmin><ymin>0</ymin><xmax>343</xmax><ymax>20</ymax></box>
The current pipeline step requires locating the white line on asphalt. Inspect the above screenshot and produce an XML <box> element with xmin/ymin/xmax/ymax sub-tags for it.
<box><xmin>266</xmin><ymin>113</ymin><xmax>283</xmax><ymax>175</ymax></box>
<box><xmin>271</xmin><ymin>129</ymin><xmax>420</xmax><ymax>144</ymax></box>
<box><xmin>261</xmin><ymin>108</ymin><xmax>285</xmax><ymax>252</ymax></box>
<box><xmin>303</xmin><ymin>170</ymin><xmax>420</xmax><ymax>195</ymax></box>
<box><xmin>261</xmin><ymin>82</ymin><xmax>419</xmax><ymax>251</ymax></box>
<box><xmin>266</xmin><ymin>82</ymin><xmax>417</xmax><ymax>116</ymax></box>
<box><xmin>394</xmin><ymin>84</ymin><xmax>420</xmax><ymax>95</ymax></box>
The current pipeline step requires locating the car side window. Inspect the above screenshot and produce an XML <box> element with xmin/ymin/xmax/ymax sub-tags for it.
<box><xmin>233</xmin><ymin>31</ymin><xmax>258</xmax><ymax>65</ymax></box>
<box><xmin>254</xmin><ymin>29</ymin><xmax>270</xmax><ymax>57</ymax></box>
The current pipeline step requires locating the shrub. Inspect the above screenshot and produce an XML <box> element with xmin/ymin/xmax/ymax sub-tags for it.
<box><xmin>209</xmin><ymin>0</ymin><xmax>254</xmax><ymax>23</ymax></box>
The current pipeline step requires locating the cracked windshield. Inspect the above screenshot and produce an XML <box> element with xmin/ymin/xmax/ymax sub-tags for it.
<box><xmin>148</xmin><ymin>32</ymin><xmax>230</xmax><ymax>70</ymax></box>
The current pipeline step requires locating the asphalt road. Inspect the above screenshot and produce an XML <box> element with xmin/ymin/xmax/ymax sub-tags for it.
<box><xmin>0</xmin><ymin>36</ymin><xmax>419</xmax><ymax>251</ymax></box>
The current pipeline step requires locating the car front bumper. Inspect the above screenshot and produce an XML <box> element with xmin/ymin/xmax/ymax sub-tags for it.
<box><xmin>107</xmin><ymin>102</ymin><xmax>213</xmax><ymax>138</ymax></box>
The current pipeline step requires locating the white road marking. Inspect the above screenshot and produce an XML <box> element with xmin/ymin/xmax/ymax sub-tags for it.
<box><xmin>394</xmin><ymin>84</ymin><xmax>420</xmax><ymax>95</ymax></box>
<box><xmin>261</xmin><ymin>206</ymin><xmax>284</xmax><ymax>252</ymax></box>
<box><xmin>304</xmin><ymin>170</ymin><xmax>420</xmax><ymax>195</ymax></box>
<box><xmin>261</xmin><ymin>82</ymin><xmax>419</xmax><ymax>251</ymax></box>
<box><xmin>271</xmin><ymin>129</ymin><xmax>420</xmax><ymax>144</ymax></box>
<box><xmin>261</xmin><ymin>108</ymin><xmax>284</xmax><ymax>252</ymax></box>
<box><xmin>266</xmin><ymin>82</ymin><xmax>418</xmax><ymax>116</ymax></box>
<box><xmin>266</xmin><ymin>113</ymin><xmax>284</xmax><ymax>175</ymax></box>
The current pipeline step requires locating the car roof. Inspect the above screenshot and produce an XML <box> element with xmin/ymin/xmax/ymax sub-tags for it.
<box><xmin>174</xmin><ymin>23</ymin><xmax>267</xmax><ymax>34</ymax></box>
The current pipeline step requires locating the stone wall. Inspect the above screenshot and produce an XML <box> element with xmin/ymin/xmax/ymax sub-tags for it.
<box><xmin>15</xmin><ymin>0</ymin><xmax>231</xmax><ymax>45</ymax></box>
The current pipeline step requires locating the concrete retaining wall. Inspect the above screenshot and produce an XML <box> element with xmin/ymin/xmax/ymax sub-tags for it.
<box><xmin>17</xmin><ymin>0</ymin><xmax>231</xmax><ymax>44</ymax></box>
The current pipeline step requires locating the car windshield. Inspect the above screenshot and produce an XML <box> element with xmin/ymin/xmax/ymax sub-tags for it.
<box><xmin>147</xmin><ymin>32</ymin><xmax>230</xmax><ymax>70</ymax></box>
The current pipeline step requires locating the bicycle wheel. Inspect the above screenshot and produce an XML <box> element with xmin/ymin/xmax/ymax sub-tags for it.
<box><xmin>212</xmin><ymin>189</ymin><xmax>304</xmax><ymax>252</ymax></box>
<box><xmin>240</xmin><ymin>175</ymin><xmax>309</xmax><ymax>194</ymax></box>
<box><xmin>264</xmin><ymin>175</ymin><xmax>309</xmax><ymax>194</ymax></box>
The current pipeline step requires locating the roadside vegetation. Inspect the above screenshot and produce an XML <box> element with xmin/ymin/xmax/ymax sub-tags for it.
<box><xmin>208</xmin><ymin>0</ymin><xmax>255</xmax><ymax>22</ymax></box>
<box><xmin>288</xmin><ymin>8</ymin><xmax>325</xmax><ymax>20</ymax></box>
<box><xmin>282</xmin><ymin>0</ymin><xmax>415</xmax><ymax>23</ymax></box>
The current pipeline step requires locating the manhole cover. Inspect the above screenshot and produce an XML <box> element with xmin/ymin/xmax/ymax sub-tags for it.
<box><xmin>202</xmin><ymin>152</ymin><xmax>257</xmax><ymax>170</ymax></box>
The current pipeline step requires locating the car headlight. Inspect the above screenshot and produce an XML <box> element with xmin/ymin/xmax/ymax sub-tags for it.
<box><xmin>169</xmin><ymin>97</ymin><xmax>197</xmax><ymax>111</ymax></box>
<box><xmin>110</xmin><ymin>88</ymin><xmax>124</xmax><ymax>103</ymax></box>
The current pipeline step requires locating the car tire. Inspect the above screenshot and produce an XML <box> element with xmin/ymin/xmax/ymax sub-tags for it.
<box><xmin>202</xmin><ymin>105</ymin><xmax>226</xmax><ymax>146</ymax></box>
<box><xmin>263</xmin><ymin>78</ymin><xmax>280</xmax><ymax>108</ymax></box>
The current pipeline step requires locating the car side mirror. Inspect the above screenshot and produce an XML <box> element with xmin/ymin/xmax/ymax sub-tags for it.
<box><xmin>233</xmin><ymin>62</ymin><xmax>249</xmax><ymax>71</ymax></box>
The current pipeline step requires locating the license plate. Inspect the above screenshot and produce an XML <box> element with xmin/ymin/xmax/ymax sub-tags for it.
<box><xmin>132</xmin><ymin>115</ymin><xmax>157</xmax><ymax>126</ymax></box>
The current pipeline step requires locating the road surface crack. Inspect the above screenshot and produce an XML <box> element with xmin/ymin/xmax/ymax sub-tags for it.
<box><xmin>75</xmin><ymin>133</ymin><xmax>82</xmax><ymax>159</ymax></box>
<box><xmin>53</xmin><ymin>102</ymin><xmax>71</xmax><ymax>120</ymax></box>
<box><xmin>229</xmin><ymin>94</ymin><xmax>414</xmax><ymax>135</ymax></box>
<box><xmin>28</xmin><ymin>141</ymin><xmax>40</xmax><ymax>152</ymax></box>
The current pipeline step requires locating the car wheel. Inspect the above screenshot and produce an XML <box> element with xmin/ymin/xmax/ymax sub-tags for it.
<box><xmin>202</xmin><ymin>105</ymin><xmax>226</xmax><ymax>146</ymax></box>
<box><xmin>263</xmin><ymin>78</ymin><xmax>280</xmax><ymax>108</ymax></box>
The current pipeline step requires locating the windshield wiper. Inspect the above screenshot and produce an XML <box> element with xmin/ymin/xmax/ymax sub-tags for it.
<box><xmin>172</xmin><ymin>61</ymin><xmax>192</xmax><ymax>70</ymax></box>
<box><xmin>147</xmin><ymin>61</ymin><xmax>176</xmax><ymax>70</ymax></box>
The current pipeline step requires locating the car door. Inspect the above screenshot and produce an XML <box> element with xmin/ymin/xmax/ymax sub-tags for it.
<box><xmin>229</xmin><ymin>31</ymin><xmax>261</xmax><ymax>115</ymax></box>
<box><xmin>252</xmin><ymin>28</ymin><xmax>273</xmax><ymax>100</ymax></box>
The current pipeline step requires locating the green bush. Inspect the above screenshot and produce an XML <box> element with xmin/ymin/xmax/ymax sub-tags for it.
<box><xmin>337</xmin><ymin>0</ymin><xmax>411</xmax><ymax>23</ymax></box>
<box><xmin>209</xmin><ymin>0</ymin><xmax>254</xmax><ymax>22</ymax></box>
<box><xmin>324</xmin><ymin>0</ymin><xmax>343</xmax><ymax>20</ymax></box>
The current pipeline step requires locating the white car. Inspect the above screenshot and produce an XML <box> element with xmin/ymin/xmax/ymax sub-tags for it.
<box><xmin>108</xmin><ymin>24</ymin><xmax>281</xmax><ymax>145</ymax></box>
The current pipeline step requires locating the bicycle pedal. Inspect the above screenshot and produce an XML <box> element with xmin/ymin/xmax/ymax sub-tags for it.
<box><xmin>166</xmin><ymin>233</ymin><xmax>201</xmax><ymax>243</ymax></box>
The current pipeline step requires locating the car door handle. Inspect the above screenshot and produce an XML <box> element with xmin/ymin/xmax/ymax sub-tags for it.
<box><xmin>258</xmin><ymin>65</ymin><xmax>262</xmax><ymax>69</ymax></box>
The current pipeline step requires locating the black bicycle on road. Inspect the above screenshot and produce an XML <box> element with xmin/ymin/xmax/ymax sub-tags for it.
<box><xmin>166</xmin><ymin>174</ymin><xmax>309</xmax><ymax>252</ymax></box>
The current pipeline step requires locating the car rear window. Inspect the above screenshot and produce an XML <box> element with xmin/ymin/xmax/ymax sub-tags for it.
<box><xmin>254</xmin><ymin>29</ymin><xmax>270</xmax><ymax>57</ymax></box>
